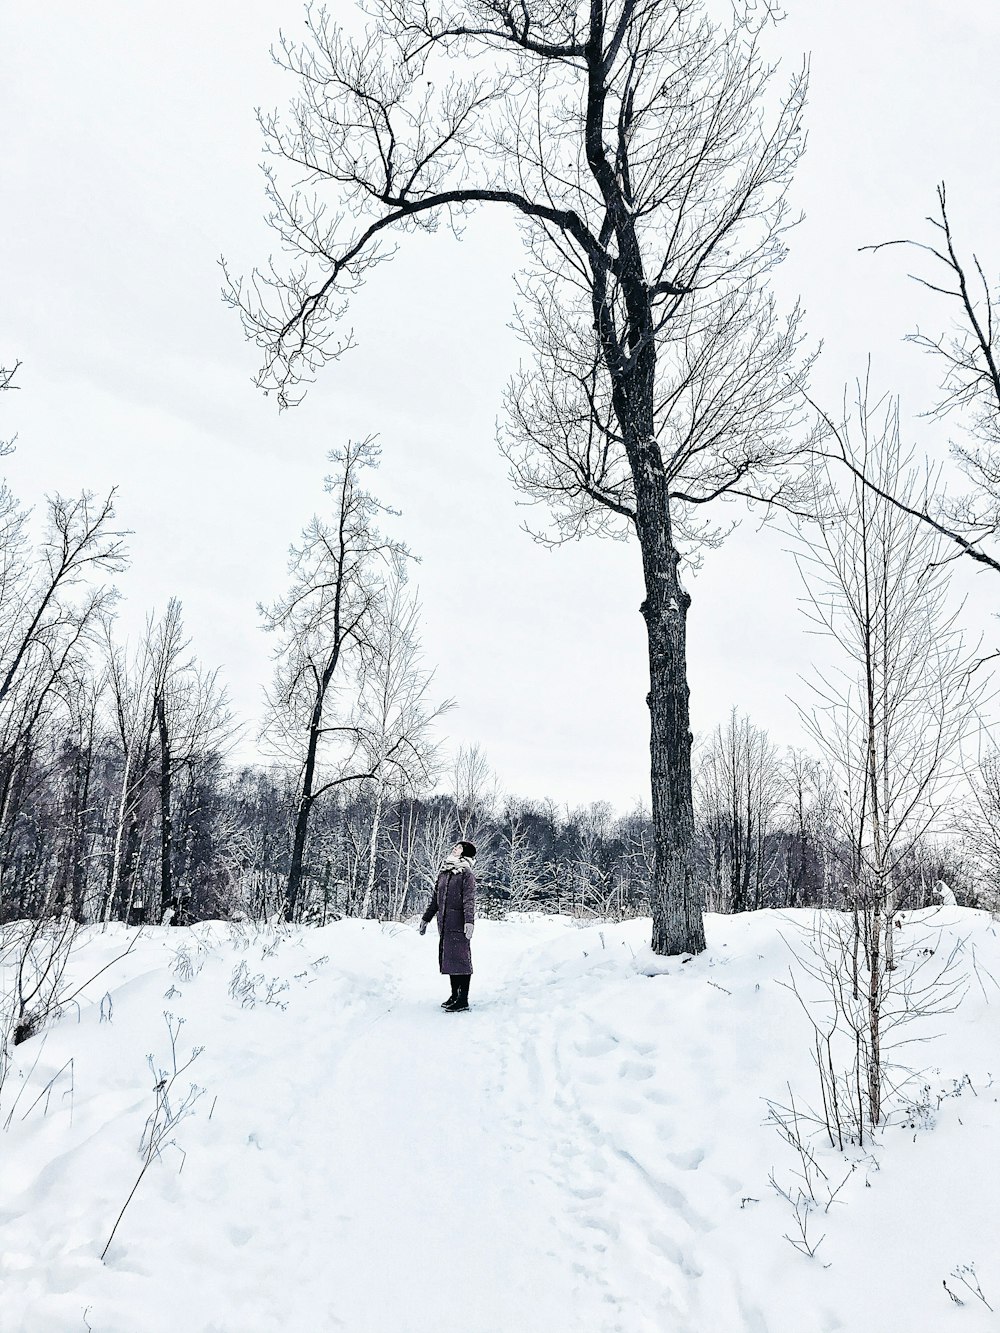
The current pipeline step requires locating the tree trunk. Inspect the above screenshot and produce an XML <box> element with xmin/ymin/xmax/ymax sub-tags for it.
<box><xmin>286</xmin><ymin>793</ymin><xmax>314</xmax><ymax>921</ymax></box>
<box><xmin>156</xmin><ymin>694</ymin><xmax>173</xmax><ymax>921</ymax></box>
<box><xmin>392</xmin><ymin>800</ymin><xmax>415</xmax><ymax>921</ymax></box>
<box><xmin>634</xmin><ymin>486</ymin><xmax>706</xmax><ymax>956</ymax></box>
<box><xmin>603</xmin><ymin>222</ymin><xmax>706</xmax><ymax>954</ymax></box>
<box><xmin>105</xmin><ymin>744</ymin><xmax>132</xmax><ymax>923</ymax></box>
<box><xmin>359</xmin><ymin>776</ymin><xmax>384</xmax><ymax>918</ymax></box>
<box><xmin>286</xmin><ymin>691</ymin><xmax>324</xmax><ymax>921</ymax></box>
<box><xmin>71</xmin><ymin>737</ymin><xmax>93</xmax><ymax>922</ymax></box>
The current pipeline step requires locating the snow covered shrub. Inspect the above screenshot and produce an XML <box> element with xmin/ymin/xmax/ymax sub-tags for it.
<box><xmin>102</xmin><ymin>1012</ymin><xmax>205</xmax><ymax>1261</ymax></box>
<box><xmin>169</xmin><ymin>925</ymin><xmax>217</xmax><ymax>982</ymax></box>
<box><xmin>764</xmin><ymin>1082</ymin><xmax>856</xmax><ymax>1259</ymax></box>
<box><xmin>227</xmin><ymin>959</ymin><xmax>289</xmax><ymax>1010</ymax></box>
<box><xmin>892</xmin><ymin>1071</ymin><xmax>976</xmax><ymax>1137</ymax></box>
<box><xmin>170</xmin><ymin>943</ymin><xmax>201</xmax><ymax>983</ymax></box>
<box><xmin>0</xmin><ymin>913</ymin><xmax>77</xmax><ymax>1051</ymax></box>
<box><xmin>2</xmin><ymin>922</ymin><xmax>140</xmax><ymax>1109</ymax></box>
<box><xmin>780</xmin><ymin>913</ymin><xmax>967</xmax><ymax>1147</ymax></box>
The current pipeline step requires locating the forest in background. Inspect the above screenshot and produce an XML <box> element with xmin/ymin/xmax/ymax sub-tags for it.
<box><xmin>0</xmin><ymin>457</ymin><xmax>991</xmax><ymax>930</ymax></box>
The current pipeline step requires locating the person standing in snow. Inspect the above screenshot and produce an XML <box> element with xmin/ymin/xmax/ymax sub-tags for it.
<box><xmin>419</xmin><ymin>840</ymin><xmax>477</xmax><ymax>1012</ymax></box>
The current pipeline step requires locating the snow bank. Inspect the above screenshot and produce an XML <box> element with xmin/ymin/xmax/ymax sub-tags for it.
<box><xmin>1</xmin><ymin>909</ymin><xmax>997</xmax><ymax>1332</ymax></box>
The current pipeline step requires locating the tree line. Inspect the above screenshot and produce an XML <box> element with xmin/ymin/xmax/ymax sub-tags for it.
<box><xmin>0</xmin><ymin>454</ymin><xmax>989</xmax><ymax>934</ymax></box>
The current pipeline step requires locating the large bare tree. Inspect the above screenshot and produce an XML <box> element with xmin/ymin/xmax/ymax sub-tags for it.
<box><xmin>227</xmin><ymin>0</ymin><xmax>809</xmax><ymax>953</ymax></box>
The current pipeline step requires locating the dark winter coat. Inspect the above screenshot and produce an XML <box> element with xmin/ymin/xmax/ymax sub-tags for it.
<box><xmin>422</xmin><ymin>859</ymin><xmax>476</xmax><ymax>975</ymax></box>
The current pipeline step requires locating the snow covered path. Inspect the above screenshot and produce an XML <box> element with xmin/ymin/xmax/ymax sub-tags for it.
<box><xmin>279</xmin><ymin>952</ymin><xmax>595</xmax><ymax>1333</ymax></box>
<box><xmin>2</xmin><ymin>912</ymin><xmax>999</xmax><ymax>1332</ymax></box>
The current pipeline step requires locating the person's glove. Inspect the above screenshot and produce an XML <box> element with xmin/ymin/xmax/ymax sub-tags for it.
<box><xmin>418</xmin><ymin>920</ymin><xmax>427</xmax><ymax>935</ymax></box>
<box><xmin>464</xmin><ymin>923</ymin><xmax>474</xmax><ymax>940</ymax></box>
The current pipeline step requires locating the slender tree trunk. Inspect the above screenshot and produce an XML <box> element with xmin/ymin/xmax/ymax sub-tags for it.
<box><xmin>360</xmin><ymin>776</ymin><xmax>385</xmax><ymax>918</ymax></box>
<box><xmin>156</xmin><ymin>694</ymin><xmax>173</xmax><ymax>921</ymax></box>
<box><xmin>0</xmin><ymin>735</ymin><xmax>27</xmax><ymax>881</ymax></box>
<box><xmin>286</xmin><ymin>691</ymin><xmax>325</xmax><ymax>921</ymax></box>
<box><xmin>320</xmin><ymin>858</ymin><xmax>332</xmax><ymax>926</ymax></box>
<box><xmin>106</xmin><ymin>745</ymin><xmax>132</xmax><ymax>924</ymax></box>
<box><xmin>71</xmin><ymin>737</ymin><xmax>93</xmax><ymax>921</ymax></box>
<box><xmin>796</xmin><ymin>787</ymin><xmax>808</xmax><ymax>908</ymax></box>
<box><xmin>286</xmin><ymin>795</ymin><xmax>313</xmax><ymax>921</ymax></box>
<box><xmin>393</xmin><ymin>800</ymin><xmax>415</xmax><ymax>921</ymax></box>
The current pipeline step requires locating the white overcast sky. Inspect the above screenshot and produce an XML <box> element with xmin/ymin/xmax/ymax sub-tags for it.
<box><xmin>2</xmin><ymin>1</ymin><xmax>999</xmax><ymax>811</ymax></box>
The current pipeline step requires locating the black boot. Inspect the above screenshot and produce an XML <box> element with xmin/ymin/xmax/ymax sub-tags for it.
<box><xmin>450</xmin><ymin>975</ymin><xmax>470</xmax><ymax>1012</ymax></box>
<box><xmin>441</xmin><ymin>976</ymin><xmax>460</xmax><ymax>1009</ymax></box>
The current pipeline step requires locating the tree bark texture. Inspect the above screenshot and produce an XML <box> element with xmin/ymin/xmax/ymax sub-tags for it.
<box><xmin>633</xmin><ymin>454</ymin><xmax>705</xmax><ymax>955</ymax></box>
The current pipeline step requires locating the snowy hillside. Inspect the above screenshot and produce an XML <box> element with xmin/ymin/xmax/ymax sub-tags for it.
<box><xmin>1</xmin><ymin>910</ymin><xmax>997</xmax><ymax>1333</ymax></box>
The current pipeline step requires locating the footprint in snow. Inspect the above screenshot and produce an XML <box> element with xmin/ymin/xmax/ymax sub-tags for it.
<box><xmin>647</xmin><ymin>1228</ymin><xmax>703</xmax><ymax>1277</ymax></box>
<box><xmin>569</xmin><ymin>1184</ymin><xmax>604</xmax><ymax>1201</ymax></box>
<box><xmin>619</xmin><ymin>1059</ymin><xmax>656</xmax><ymax>1081</ymax></box>
<box><xmin>574</xmin><ymin>1031</ymin><xmax>619</xmax><ymax>1058</ymax></box>
<box><xmin>665</xmin><ymin>1147</ymin><xmax>705</xmax><ymax>1171</ymax></box>
<box><xmin>580</xmin><ymin>1212</ymin><xmax>621</xmax><ymax>1241</ymax></box>
<box><xmin>643</xmin><ymin>1086</ymin><xmax>672</xmax><ymax>1106</ymax></box>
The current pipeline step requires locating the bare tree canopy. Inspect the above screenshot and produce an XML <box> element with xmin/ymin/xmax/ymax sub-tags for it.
<box><xmin>826</xmin><ymin>184</ymin><xmax>1000</xmax><ymax>577</ymax></box>
<box><xmin>227</xmin><ymin>0</ymin><xmax>811</xmax><ymax>953</ymax></box>
<box><xmin>0</xmin><ymin>359</ymin><xmax>19</xmax><ymax>458</ymax></box>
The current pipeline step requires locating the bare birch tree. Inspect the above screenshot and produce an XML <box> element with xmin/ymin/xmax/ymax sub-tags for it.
<box><xmin>100</xmin><ymin>601</ymin><xmax>232</xmax><ymax>923</ymax></box>
<box><xmin>354</xmin><ymin>576</ymin><xmax>453</xmax><ymax>916</ymax></box>
<box><xmin>780</xmin><ymin>747</ymin><xmax>838</xmax><ymax>909</ymax></box>
<box><xmin>104</xmin><ymin>624</ymin><xmax>158</xmax><ymax>923</ymax></box>
<box><xmin>451</xmin><ymin>742</ymin><xmax>497</xmax><ymax>845</ymax></box>
<box><xmin>413</xmin><ymin>801</ymin><xmax>457</xmax><ymax>897</ymax></box>
<box><xmin>497</xmin><ymin>799</ymin><xmax>545</xmax><ymax>908</ymax></box>
<box><xmin>146</xmin><ymin>600</ymin><xmax>234</xmax><ymax>922</ymax></box>
<box><xmin>261</xmin><ymin>437</ymin><xmax>410</xmax><ymax>920</ymax></box>
<box><xmin>794</xmin><ymin>387</ymin><xmax>983</xmax><ymax>1125</ymax></box>
<box><xmin>694</xmin><ymin>707</ymin><xmax>783</xmax><ymax>913</ymax></box>
<box><xmin>0</xmin><ymin>490</ymin><xmax>126</xmax><ymax>713</ymax></box>
<box><xmin>226</xmin><ymin>0</ymin><xmax>810</xmax><ymax>954</ymax></box>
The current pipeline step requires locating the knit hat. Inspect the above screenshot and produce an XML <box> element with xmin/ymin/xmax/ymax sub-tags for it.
<box><xmin>459</xmin><ymin>840</ymin><xmax>477</xmax><ymax>860</ymax></box>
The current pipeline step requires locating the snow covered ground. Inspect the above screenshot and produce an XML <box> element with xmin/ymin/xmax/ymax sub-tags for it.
<box><xmin>1</xmin><ymin>909</ymin><xmax>997</xmax><ymax>1333</ymax></box>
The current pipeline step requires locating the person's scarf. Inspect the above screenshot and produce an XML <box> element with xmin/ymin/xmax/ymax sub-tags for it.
<box><xmin>439</xmin><ymin>854</ymin><xmax>472</xmax><ymax>875</ymax></box>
